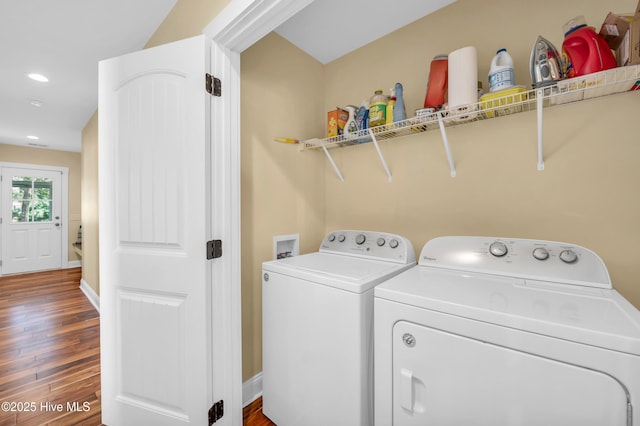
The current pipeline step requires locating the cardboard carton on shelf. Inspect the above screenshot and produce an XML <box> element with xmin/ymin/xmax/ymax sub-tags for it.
<box><xmin>327</xmin><ymin>108</ymin><xmax>348</xmax><ymax>138</ymax></box>
<box><xmin>599</xmin><ymin>0</ymin><xmax>640</xmax><ymax>66</ymax></box>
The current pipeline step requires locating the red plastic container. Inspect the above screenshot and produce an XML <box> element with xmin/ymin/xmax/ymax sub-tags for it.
<box><xmin>424</xmin><ymin>54</ymin><xmax>448</xmax><ymax>109</ymax></box>
<box><xmin>562</xmin><ymin>24</ymin><xmax>617</xmax><ymax>78</ymax></box>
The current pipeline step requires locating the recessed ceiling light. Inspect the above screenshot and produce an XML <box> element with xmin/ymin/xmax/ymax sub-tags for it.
<box><xmin>27</xmin><ymin>135</ymin><xmax>39</xmax><ymax>140</ymax></box>
<box><xmin>28</xmin><ymin>73</ymin><xmax>49</xmax><ymax>83</ymax></box>
<box><xmin>30</xmin><ymin>99</ymin><xmax>43</xmax><ymax>107</ymax></box>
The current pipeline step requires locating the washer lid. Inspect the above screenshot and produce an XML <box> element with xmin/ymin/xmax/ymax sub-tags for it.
<box><xmin>375</xmin><ymin>266</ymin><xmax>640</xmax><ymax>355</ymax></box>
<box><xmin>263</xmin><ymin>252</ymin><xmax>415</xmax><ymax>293</ymax></box>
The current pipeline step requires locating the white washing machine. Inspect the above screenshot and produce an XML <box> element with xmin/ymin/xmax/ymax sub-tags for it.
<box><xmin>262</xmin><ymin>230</ymin><xmax>416</xmax><ymax>426</ymax></box>
<box><xmin>375</xmin><ymin>236</ymin><xmax>640</xmax><ymax>426</ymax></box>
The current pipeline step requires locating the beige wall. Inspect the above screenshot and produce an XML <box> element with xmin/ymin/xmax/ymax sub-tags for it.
<box><xmin>81</xmin><ymin>0</ymin><xmax>640</xmax><ymax>384</ymax></box>
<box><xmin>240</xmin><ymin>32</ymin><xmax>325</xmax><ymax>379</ymax></box>
<box><xmin>0</xmin><ymin>144</ymin><xmax>82</xmax><ymax>265</ymax></box>
<box><xmin>144</xmin><ymin>0</ymin><xmax>230</xmax><ymax>48</ymax></box>
<box><xmin>81</xmin><ymin>112</ymin><xmax>100</xmax><ymax>295</ymax></box>
<box><xmin>322</xmin><ymin>0</ymin><xmax>640</xmax><ymax>308</ymax></box>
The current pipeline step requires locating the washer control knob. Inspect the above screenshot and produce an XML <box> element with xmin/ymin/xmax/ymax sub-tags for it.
<box><xmin>377</xmin><ymin>237</ymin><xmax>386</xmax><ymax>247</ymax></box>
<box><xmin>338</xmin><ymin>234</ymin><xmax>346</xmax><ymax>243</ymax></box>
<box><xmin>489</xmin><ymin>241</ymin><xmax>508</xmax><ymax>257</ymax></box>
<box><xmin>355</xmin><ymin>234</ymin><xmax>366</xmax><ymax>245</ymax></box>
<box><xmin>389</xmin><ymin>239</ymin><xmax>399</xmax><ymax>249</ymax></box>
<box><xmin>532</xmin><ymin>247</ymin><xmax>549</xmax><ymax>261</ymax></box>
<box><xmin>327</xmin><ymin>234</ymin><xmax>335</xmax><ymax>242</ymax></box>
<box><xmin>559</xmin><ymin>249</ymin><xmax>578</xmax><ymax>264</ymax></box>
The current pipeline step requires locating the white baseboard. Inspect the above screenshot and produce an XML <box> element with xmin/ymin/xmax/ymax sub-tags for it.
<box><xmin>80</xmin><ymin>278</ymin><xmax>100</xmax><ymax>313</ymax></box>
<box><xmin>243</xmin><ymin>372</ymin><xmax>263</xmax><ymax>407</ymax></box>
<box><xmin>67</xmin><ymin>260</ymin><xmax>82</xmax><ymax>268</ymax></box>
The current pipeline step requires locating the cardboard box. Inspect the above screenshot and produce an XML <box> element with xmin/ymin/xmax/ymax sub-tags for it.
<box><xmin>600</xmin><ymin>1</ymin><xmax>640</xmax><ymax>66</ymax></box>
<box><xmin>327</xmin><ymin>108</ymin><xmax>348</xmax><ymax>138</ymax></box>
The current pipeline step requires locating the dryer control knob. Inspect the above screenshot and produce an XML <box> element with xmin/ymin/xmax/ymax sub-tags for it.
<box><xmin>328</xmin><ymin>234</ymin><xmax>335</xmax><ymax>242</ymax></box>
<box><xmin>355</xmin><ymin>234</ymin><xmax>366</xmax><ymax>245</ymax></box>
<box><xmin>532</xmin><ymin>247</ymin><xmax>549</xmax><ymax>261</ymax></box>
<box><xmin>389</xmin><ymin>239</ymin><xmax>399</xmax><ymax>249</ymax></box>
<box><xmin>338</xmin><ymin>234</ymin><xmax>346</xmax><ymax>243</ymax></box>
<box><xmin>489</xmin><ymin>241</ymin><xmax>508</xmax><ymax>257</ymax></box>
<box><xmin>559</xmin><ymin>249</ymin><xmax>578</xmax><ymax>264</ymax></box>
<box><xmin>377</xmin><ymin>237</ymin><xmax>386</xmax><ymax>247</ymax></box>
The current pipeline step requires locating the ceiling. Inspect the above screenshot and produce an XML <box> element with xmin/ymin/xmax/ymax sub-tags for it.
<box><xmin>0</xmin><ymin>0</ymin><xmax>455</xmax><ymax>153</ymax></box>
<box><xmin>0</xmin><ymin>0</ymin><xmax>178</xmax><ymax>153</ymax></box>
<box><xmin>275</xmin><ymin>0</ymin><xmax>455</xmax><ymax>64</ymax></box>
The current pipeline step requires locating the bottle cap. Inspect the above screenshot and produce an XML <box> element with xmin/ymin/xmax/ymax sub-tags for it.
<box><xmin>563</xmin><ymin>16</ymin><xmax>587</xmax><ymax>36</ymax></box>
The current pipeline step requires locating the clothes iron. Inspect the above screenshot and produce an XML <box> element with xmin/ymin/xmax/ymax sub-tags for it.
<box><xmin>530</xmin><ymin>36</ymin><xmax>563</xmax><ymax>88</ymax></box>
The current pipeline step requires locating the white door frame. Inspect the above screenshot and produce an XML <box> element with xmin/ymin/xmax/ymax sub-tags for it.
<box><xmin>202</xmin><ymin>0</ymin><xmax>316</xmax><ymax>423</ymax></box>
<box><xmin>0</xmin><ymin>161</ymin><xmax>69</xmax><ymax>276</ymax></box>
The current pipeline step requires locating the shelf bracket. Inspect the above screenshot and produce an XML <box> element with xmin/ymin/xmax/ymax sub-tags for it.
<box><xmin>368</xmin><ymin>129</ymin><xmax>393</xmax><ymax>182</ymax></box>
<box><xmin>321</xmin><ymin>145</ymin><xmax>344</xmax><ymax>181</ymax></box>
<box><xmin>437</xmin><ymin>113</ymin><xmax>457</xmax><ymax>177</ymax></box>
<box><xmin>536</xmin><ymin>89</ymin><xmax>545</xmax><ymax>171</ymax></box>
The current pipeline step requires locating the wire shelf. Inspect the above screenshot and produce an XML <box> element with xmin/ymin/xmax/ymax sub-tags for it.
<box><xmin>301</xmin><ymin>64</ymin><xmax>640</xmax><ymax>152</ymax></box>
<box><xmin>301</xmin><ymin>64</ymin><xmax>640</xmax><ymax>181</ymax></box>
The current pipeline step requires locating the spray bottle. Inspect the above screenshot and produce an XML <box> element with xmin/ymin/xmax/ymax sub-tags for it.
<box><xmin>343</xmin><ymin>105</ymin><xmax>358</xmax><ymax>138</ymax></box>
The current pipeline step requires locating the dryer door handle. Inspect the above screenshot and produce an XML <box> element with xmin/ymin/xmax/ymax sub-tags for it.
<box><xmin>400</xmin><ymin>368</ymin><xmax>414</xmax><ymax>413</ymax></box>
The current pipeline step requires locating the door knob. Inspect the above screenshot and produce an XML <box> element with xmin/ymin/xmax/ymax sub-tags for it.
<box><xmin>55</xmin><ymin>223</ymin><xmax>60</xmax><ymax>227</ymax></box>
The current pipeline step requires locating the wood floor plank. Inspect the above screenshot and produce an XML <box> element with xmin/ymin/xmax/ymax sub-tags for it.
<box><xmin>0</xmin><ymin>268</ymin><xmax>102</xmax><ymax>425</ymax></box>
<box><xmin>243</xmin><ymin>397</ymin><xmax>276</xmax><ymax>426</ymax></box>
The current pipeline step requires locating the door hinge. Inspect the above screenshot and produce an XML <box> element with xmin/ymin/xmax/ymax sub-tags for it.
<box><xmin>208</xmin><ymin>400</ymin><xmax>224</xmax><ymax>425</ymax></box>
<box><xmin>206</xmin><ymin>73</ymin><xmax>221</xmax><ymax>97</ymax></box>
<box><xmin>206</xmin><ymin>239</ymin><xmax>222</xmax><ymax>260</ymax></box>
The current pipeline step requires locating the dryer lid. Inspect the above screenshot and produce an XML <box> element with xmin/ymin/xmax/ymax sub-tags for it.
<box><xmin>375</xmin><ymin>266</ymin><xmax>640</xmax><ymax>356</ymax></box>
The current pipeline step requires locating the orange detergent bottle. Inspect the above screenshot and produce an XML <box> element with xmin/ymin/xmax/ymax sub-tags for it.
<box><xmin>424</xmin><ymin>54</ymin><xmax>448</xmax><ymax>109</ymax></box>
<box><xmin>562</xmin><ymin>16</ymin><xmax>617</xmax><ymax>78</ymax></box>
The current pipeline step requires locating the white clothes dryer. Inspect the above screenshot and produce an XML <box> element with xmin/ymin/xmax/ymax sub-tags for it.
<box><xmin>262</xmin><ymin>230</ymin><xmax>416</xmax><ymax>426</ymax></box>
<box><xmin>374</xmin><ymin>236</ymin><xmax>640</xmax><ymax>426</ymax></box>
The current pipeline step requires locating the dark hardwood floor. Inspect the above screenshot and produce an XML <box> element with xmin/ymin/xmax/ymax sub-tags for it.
<box><xmin>0</xmin><ymin>267</ymin><xmax>102</xmax><ymax>426</ymax></box>
<box><xmin>0</xmin><ymin>267</ymin><xmax>276</xmax><ymax>426</ymax></box>
<box><xmin>243</xmin><ymin>397</ymin><xmax>275</xmax><ymax>426</ymax></box>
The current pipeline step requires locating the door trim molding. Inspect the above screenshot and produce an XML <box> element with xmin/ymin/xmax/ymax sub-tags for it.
<box><xmin>204</xmin><ymin>0</ymin><xmax>315</xmax><ymax>51</ymax></box>
<box><xmin>0</xmin><ymin>162</ymin><xmax>69</xmax><ymax>275</ymax></box>
<box><xmin>202</xmin><ymin>1</ymin><xmax>318</xmax><ymax>423</ymax></box>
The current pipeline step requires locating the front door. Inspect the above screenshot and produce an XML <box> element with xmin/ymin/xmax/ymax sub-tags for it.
<box><xmin>1</xmin><ymin>166</ymin><xmax>62</xmax><ymax>274</ymax></box>
<box><xmin>99</xmin><ymin>35</ymin><xmax>216</xmax><ymax>425</ymax></box>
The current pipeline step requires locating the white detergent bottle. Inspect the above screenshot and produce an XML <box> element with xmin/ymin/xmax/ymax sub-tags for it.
<box><xmin>488</xmin><ymin>48</ymin><xmax>514</xmax><ymax>92</ymax></box>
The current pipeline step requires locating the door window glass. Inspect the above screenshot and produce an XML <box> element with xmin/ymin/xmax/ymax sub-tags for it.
<box><xmin>11</xmin><ymin>176</ymin><xmax>53</xmax><ymax>223</ymax></box>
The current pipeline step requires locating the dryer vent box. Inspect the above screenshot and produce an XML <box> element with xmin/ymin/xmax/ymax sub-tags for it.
<box><xmin>274</xmin><ymin>234</ymin><xmax>299</xmax><ymax>260</ymax></box>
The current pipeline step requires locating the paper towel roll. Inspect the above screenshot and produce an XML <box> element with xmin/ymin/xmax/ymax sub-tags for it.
<box><xmin>447</xmin><ymin>46</ymin><xmax>478</xmax><ymax>121</ymax></box>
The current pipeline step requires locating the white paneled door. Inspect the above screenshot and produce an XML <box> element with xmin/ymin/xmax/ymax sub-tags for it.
<box><xmin>99</xmin><ymin>35</ymin><xmax>219</xmax><ymax>425</ymax></box>
<box><xmin>1</xmin><ymin>167</ymin><xmax>62</xmax><ymax>274</ymax></box>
